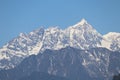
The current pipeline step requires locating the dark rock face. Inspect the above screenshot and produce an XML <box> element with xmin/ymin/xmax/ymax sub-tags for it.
<box><xmin>113</xmin><ymin>74</ymin><xmax>120</xmax><ymax>80</ymax></box>
<box><xmin>0</xmin><ymin>47</ymin><xmax>120</xmax><ymax>80</ymax></box>
<box><xmin>19</xmin><ymin>71</ymin><xmax>69</xmax><ymax>80</ymax></box>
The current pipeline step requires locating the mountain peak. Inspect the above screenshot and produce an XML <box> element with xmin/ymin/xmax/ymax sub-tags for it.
<box><xmin>73</xmin><ymin>18</ymin><xmax>88</xmax><ymax>28</ymax></box>
<box><xmin>79</xmin><ymin>18</ymin><xmax>87</xmax><ymax>25</ymax></box>
<box><xmin>103</xmin><ymin>32</ymin><xmax>120</xmax><ymax>40</ymax></box>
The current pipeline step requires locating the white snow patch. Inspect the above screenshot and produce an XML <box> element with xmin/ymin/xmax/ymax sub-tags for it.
<box><xmin>101</xmin><ymin>39</ymin><xmax>111</xmax><ymax>50</ymax></box>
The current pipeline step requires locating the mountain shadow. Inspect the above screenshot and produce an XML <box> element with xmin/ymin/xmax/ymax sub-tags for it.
<box><xmin>0</xmin><ymin>47</ymin><xmax>120</xmax><ymax>80</ymax></box>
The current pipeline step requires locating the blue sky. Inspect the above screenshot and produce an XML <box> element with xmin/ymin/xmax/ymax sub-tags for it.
<box><xmin>0</xmin><ymin>0</ymin><xmax>120</xmax><ymax>47</ymax></box>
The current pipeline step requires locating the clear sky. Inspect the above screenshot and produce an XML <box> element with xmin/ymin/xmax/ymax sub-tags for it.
<box><xmin>0</xmin><ymin>0</ymin><xmax>120</xmax><ymax>47</ymax></box>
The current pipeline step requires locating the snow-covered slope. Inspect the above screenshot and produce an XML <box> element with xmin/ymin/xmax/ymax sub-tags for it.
<box><xmin>103</xmin><ymin>32</ymin><xmax>120</xmax><ymax>51</ymax></box>
<box><xmin>0</xmin><ymin>19</ymin><xmax>119</xmax><ymax>70</ymax></box>
<box><xmin>0</xmin><ymin>28</ymin><xmax>44</xmax><ymax>69</ymax></box>
<box><xmin>65</xmin><ymin>19</ymin><xmax>103</xmax><ymax>49</ymax></box>
<box><xmin>41</xmin><ymin>19</ymin><xmax>103</xmax><ymax>50</ymax></box>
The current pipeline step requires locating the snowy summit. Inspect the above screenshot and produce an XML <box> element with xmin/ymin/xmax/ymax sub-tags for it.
<box><xmin>0</xmin><ymin>19</ymin><xmax>120</xmax><ymax>70</ymax></box>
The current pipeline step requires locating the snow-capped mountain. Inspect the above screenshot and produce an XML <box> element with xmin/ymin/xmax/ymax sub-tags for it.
<box><xmin>103</xmin><ymin>32</ymin><xmax>120</xmax><ymax>51</ymax></box>
<box><xmin>0</xmin><ymin>28</ymin><xmax>44</xmax><ymax>69</ymax></box>
<box><xmin>64</xmin><ymin>19</ymin><xmax>103</xmax><ymax>49</ymax></box>
<box><xmin>0</xmin><ymin>19</ymin><xmax>120</xmax><ymax>70</ymax></box>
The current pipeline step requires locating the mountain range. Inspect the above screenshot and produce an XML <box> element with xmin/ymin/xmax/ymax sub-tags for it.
<box><xmin>0</xmin><ymin>19</ymin><xmax>120</xmax><ymax>80</ymax></box>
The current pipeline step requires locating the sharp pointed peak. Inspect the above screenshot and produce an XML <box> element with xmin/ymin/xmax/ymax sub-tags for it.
<box><xmin>19</xmin><ymin>33</ymin><xmax>25</xmax><ymax>37</ymax></box>
<box><xmin>30</xmin><ymin>27</ymin><xmax>45</xmax><ymax>35</ymax></box>
<box><xmin>80</xmin><ymin>18</ymin><xmax>87</xmax><ymax>24</ymax></box>
<box><xmin>72</xmin><ymin>18</ymin><xmax>89</xmax><ymax>28</ymax></box>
